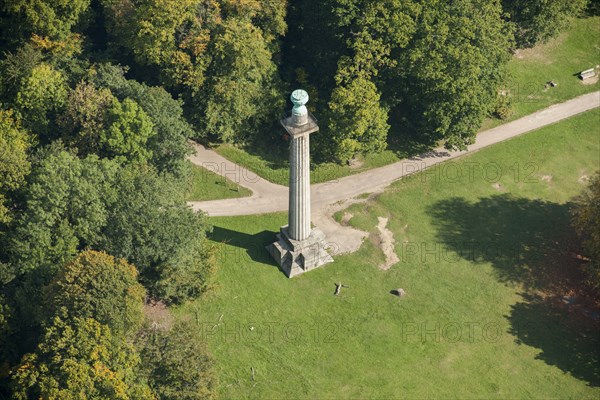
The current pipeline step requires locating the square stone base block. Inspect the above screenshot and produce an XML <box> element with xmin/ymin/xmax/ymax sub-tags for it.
<box><xmin>266</xmin><ymin>226</ymin><xmax>334</xmax><ymax>278</ymax></box>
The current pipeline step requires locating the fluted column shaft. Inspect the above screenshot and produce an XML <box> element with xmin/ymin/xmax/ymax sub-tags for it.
<box><xmin>289</xmin><ymin>133</ymin><xmax>311</xmax><ymax>241</ymax></box>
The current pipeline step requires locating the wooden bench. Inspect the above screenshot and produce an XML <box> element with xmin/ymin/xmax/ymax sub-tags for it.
<box><xmin>579</xmin><ymin>68</ymin><xmax>596</xmax><ymax>80</ymax></box>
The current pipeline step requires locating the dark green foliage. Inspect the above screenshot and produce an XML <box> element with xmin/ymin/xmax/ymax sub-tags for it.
<box><xmin>199</xmin><ymin>16</ymin><xmax>282</xmax><ymax>143</ymax></box>
<box><xmin>100</xmin><ymin>164</ymin><xmax>216</xmax><ymax>303</ymax></box>
<box><xmin>571</xmin><ymin>171</ymin><xmax>600</xmax><ymax>291</ymax></box>
<box><xmin>0</xmin><ymin>292</ymin><xmax>14</xmax><ymax>367</ymax></box>
<box><xmin>8</xmin><ymin>144</ymin><xmax>214</xmax><ymax>304</ymax></box>
<box><xmin>8</xmin><ymin>144</ymin><xmax>116</xmax><ymax>278</ymax></box>
<box><xmin>0</xmin><ymin>110</ymin><xmax>31</xmax><ymax>226</ymax></box>
<box><xmin>393</xmin><ymin>0</ymin><xmax>513</xmax><ymax>150</ymax></box>
<box><xmin>91</xmin><ymin>64</ymin><xmax>194</xmax><ymax>175</ymax></box>
<box><xmin>503</xmin><ymin>0</ymin><xmax>588</xmax><ymax>47</ymax></box>
<box><xmin>0</xmin><ymin>44</ymin><xmax>43</xmax><ymax>101</ymax></box>
<box><xmin>138</xmin><ymin>320</ymin><xmax>217</xmax><ymax>400</ymax></box>
<box><xmin>46</xmin><ymin>251</ymin><xmax>146</xmax><ymax>335</ymax></box>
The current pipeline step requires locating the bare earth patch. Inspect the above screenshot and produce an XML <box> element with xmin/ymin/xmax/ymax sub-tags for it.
<box><xmin>541</xmin><ymin>175</ymin><xmax>553</xmax><ymax>183</ymax></box>
<box><xmin>340</xmin><ymin>212</ymin><xmax>353</xmax><ymax>226</ymax></box>
<box><xmin>143</xmin><ymin>299</ymin><xmax>173</xmax><ymax>330</ymax></box>
<box><xmin>581</xmin><ymin>75</ymin><xmax>599</xmax><ymax>85</ymax></box>
<box><xmin>492</xmin><ymin>182</ymin><xmax>503</xmax><ymax>191</ymax></box>
<box><xmin>579</xmin><ymin>175</ymin><xmax>590</xmax><ymax>184</ymax></box>
<box><xmin>314</xmin><ymin>198</ymin><xmax>369</xmax><ymax>255</ymax></box>
<box><xmin>376</xmin><ymin>217</ymin><xmax>400</xmax><ymax>271</ymax></box>
<box><xmin>348</xmin><ymin>159</ymin><xmax>364</xmax><ymax>169</ymax></box>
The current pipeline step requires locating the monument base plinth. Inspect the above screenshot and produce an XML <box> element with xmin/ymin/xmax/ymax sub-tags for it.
<box><xmin>267</xmin><ymin>226</ymin><xmax>334</xmax><ymax>278</ymax></box>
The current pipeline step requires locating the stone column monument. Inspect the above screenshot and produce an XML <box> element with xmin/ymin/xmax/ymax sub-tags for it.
<box><xmin>267</xmin><ymin>90</ymin><xmax>334</xmax><ymax>277</ymax></box>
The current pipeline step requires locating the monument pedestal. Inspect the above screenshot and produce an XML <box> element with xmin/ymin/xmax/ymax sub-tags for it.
<box><xmin>267</xmin><ymin>226</ymin><xmax>333</xmax><ymax>278</ymax></box>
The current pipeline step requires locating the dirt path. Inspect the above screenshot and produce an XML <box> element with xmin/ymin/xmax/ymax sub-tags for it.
<box><xmin>188</xmin><ymin>91</ymin><xmax>600</xmax><ymax>254</ymax></box>
<box><xmin>376</xmin><ymin>217</ymin><xmax>400</xmax><ymax>270</ymax></box>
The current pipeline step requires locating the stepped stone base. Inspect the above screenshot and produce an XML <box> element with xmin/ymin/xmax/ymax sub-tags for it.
<box><xmin>266</xmin><ymin>226</ymin><xmax>334</xmax><ymax>278</ymax></box>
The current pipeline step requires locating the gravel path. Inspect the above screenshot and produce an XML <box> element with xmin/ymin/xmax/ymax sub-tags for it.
<box><xmin>190</xmin><ymin>91</ymin><xmax>599</xmax><ymax>217</ymax></box>
<box><xmin>188</xmin><ymin>92</ymin><xmax>599</xmax><ymax>254</ymax></box>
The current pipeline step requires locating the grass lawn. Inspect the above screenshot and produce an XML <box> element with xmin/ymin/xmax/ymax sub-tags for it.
<box><xmin>482</xmin><ymin>16</ymin><xmax>600</xmax><ymax>130</ymax></box>
<box><xmin>215</xmin><ymin>17</ymin><xmax>599</xmax><ymax>187</ymax></box>
<box><xmin>178</xmin><ymin>109</ymin><xmax>600</xmax><ymax>399</ymax></box>
<box><xmin>184</xmin><ymin>161</ymin><xmax>252</xmax><ymax>201</ymax></box>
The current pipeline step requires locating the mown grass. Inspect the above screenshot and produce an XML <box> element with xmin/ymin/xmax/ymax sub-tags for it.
<box><xmin>215</xmin><ymin>17</ymin><xmax>599</xmax><ymax>187</ymax></box>
<box><xmin>177</xmin><ymin>109</ymin><xmax>600</xmax><ymax>399</ymax></box>
<box><xmin>483</xmin><ymin>16</ymin><xmax>600</xmax><ymax>129</ymax></box>
<box><xmin>184</xmin><ymin>161</ymin><xmax>252</xmax><ymax>201</ymax></box>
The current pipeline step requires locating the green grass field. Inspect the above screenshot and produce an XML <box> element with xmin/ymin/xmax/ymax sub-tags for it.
<box><xmin>508</xmin><ymin>17</ymin><xmax>600</xmax><ymax>115</ymax></box>
<box><xmin>178</xmin><ymin>109</ymin><xmax>600</xmax><ymax>399</ymax></box>
<box><xmin>215</xmin><ymin>17</ymin><xmax>599</xmax><ymax>187</ymax></box>
<box><xmin>184</xmin><ymin>162</ymin><xmax>252</xmax><ymax>201</ymax></box>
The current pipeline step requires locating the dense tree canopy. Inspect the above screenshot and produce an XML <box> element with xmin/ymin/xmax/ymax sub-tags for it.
<box><xmin>393</xmin><ymin>0</ymin><xmax>514</xmax><ymax>150</ymax></box>
<box><xmin>90</xmin><ymin>63</ymin><xmax>194</xmax><ymax>175</ymax></box>
<box><xmin>46</xmin><ymin>251</ymin><xmax>145</xmax><ymax>335</ymax></box>
<box><xmin>503</xmin><ymin>0</ymin><xmax>588</xmax><ymax>47</ymax></box>
<box><xmin>0</xmin><ymin>110</ymin><xmax>31</xmax><ymax>226</ymax></box>
<box><xmin>100</xmin><ymin>164</ymin><xmax>215</xmax><ymax>303</ymax></box>
<box><xmin>199</xmin><ymin>16</ymin><xmax>282</xmax><ymax>143</ymax></box>
<box><xmin>14</xmin><ymin>63</ymin><xmax>68</xmax><ymax>137</ymax></box>
<box><xmin>12</xmin><ymin>316</ymin><xmax>152</xmax><ymax>400</ymax></box>
<box><xmin>8</xmin><ymin>146</ymin><xmax>115</xmax><ymax>278</ymax></box>
<box><xmin>2</xmin><ymin>0</ymin><xmax>91</xmax><ymax>40</ymax></box>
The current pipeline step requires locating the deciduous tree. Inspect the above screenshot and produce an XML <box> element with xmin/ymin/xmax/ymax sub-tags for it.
<box><xmin>60</xmin><ymin>81</ymin><xmax>114</xmax><ymax>155</ymax></box>
<box><xmin>15</xmin><ymin>63</ymin><xmax>68</xmax><ymax>138</ymax></box>
<box><xmin>138</xmin><ymin>320</ymin><xmax>217</xmax><ymax>400</ymax></box>
<box><xmin>327</xmin><ymin>75</ymin><xmax>389</xmax><ymax>162</ymax></box>
<box><xmin>2</xmin><ymin>0</ymin><xmax>91</xmax><ymax>40</ymax></box>
<box><xmin>100</xmin><ymin>164</ymin><xmax>216</xmax><ymax>303</ymax></box>
<box><xmin>199</xmin><ymin>17</ymin><xmax>282</xmax><ymax>143</ymax></box>
<box><xmin>46</xmin><ymin>251</ymin><xmax>145</xmax><ymax>335</ymax></box>
<box><xmin>393</xmin><ymin>0</ymin><xmax>513</xmax><ymax>150</ymax></box>
<box><xmin>11</xmin><ymin>316</ymin><xmax>153</xmax><ymax>400</ymax></box>
<box><xmin>91</xmin><ymin>64</ymin><xmax>193</xmax><ymax>175</ymax></box>
<box><xmin>502</xmin><ymin>0</ymin><xmax>588</xmax><ymax>47</ymax></box>
<box><xmin>102</xmin><ymin>97</ymin><xmax>155</xmax><ymax>163</ymax></box>
<box><xmin>0</xmin><ymin>110</ymin><xmax>31</xmax><ymax>226</ymax></box>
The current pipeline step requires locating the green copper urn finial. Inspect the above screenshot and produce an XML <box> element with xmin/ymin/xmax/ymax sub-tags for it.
<box><xmin>291</xmin><ymin>89</ymin><xmax>309</xmax><ymax>126</ymax></box>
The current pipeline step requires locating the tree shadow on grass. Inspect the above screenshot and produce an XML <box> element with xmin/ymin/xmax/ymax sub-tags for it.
<box><xmin>428</xmin><ymin>194</ymin><xmax>570</xmax><ymax>290</ymax></box>
<box><xmin>209</xmin><ymin>226</ymin><xmax>279</xmax><ymax>269</ymax></box>
<box><xmin>509</xmin><ymin>293</ymin><xmax>599</xmax><ymax>386</ymax></box>
<box><xmin>427</xmin><ymin>194</ymin><xmax>600</xmax><ymax>386</ymax></box>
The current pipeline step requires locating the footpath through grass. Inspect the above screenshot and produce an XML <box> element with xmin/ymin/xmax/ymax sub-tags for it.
<box><xmin>215</xmin><ymin>17</ymin><xmax>599</xmax><ymax>187</ymax></box>
<box><xmin>184</xmin><ymin>161</ymin><xmax>252</xmax><ymax>201</ymax></box>
<box><xmin>178</xmin><ymin>109</ymin><xmax>600</xmax><ymax>398</ymax></box>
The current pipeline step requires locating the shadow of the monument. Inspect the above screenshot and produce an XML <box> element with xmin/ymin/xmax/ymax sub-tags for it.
<box><xmin>209</xmin><ymin>226</ymin><xmax>279</xmax><ymax>268</ymax></box>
